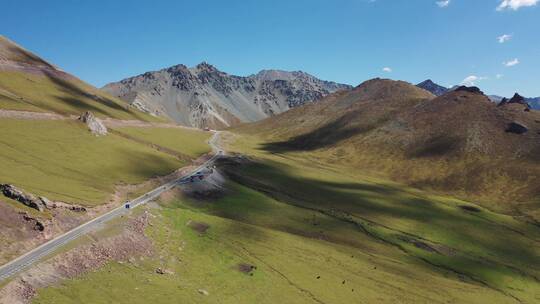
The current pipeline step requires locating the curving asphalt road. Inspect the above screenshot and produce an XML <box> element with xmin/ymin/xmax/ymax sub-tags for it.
<box><xmin>0</xmin><ymin>132</ymin><xmax>223</xmax><ymax>282</ymax></box>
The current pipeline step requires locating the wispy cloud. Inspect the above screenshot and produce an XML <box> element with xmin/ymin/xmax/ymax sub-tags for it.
<box><xmin>496</xmin><ymin>74</ymin><xmax>504</xmax><ymax>79</ymax></box>
<box><xmin>382</xmin><ymin>67</ymin><xmax>392</xmax><ymax>73</ymax></box>
<box><xmin>436</xmin><ymin>0</ymin><xmax>451</xmax><ymax>8</ymax></box>
<box><xmin>497</xmin><ymin>0</ymin><xmax>538</xmax><ymax>11</ymax></box>
<box><xmin>497</xmin><ymin>34</ymin><xmax>512</xmax><ymax>43</ymax></box>
<box><xmin>461</xmin><ymin>75</ymin><xmax>487</xmax><ymax>86</ymax></box>
<box><xmin>503</xmin><ymin>58</ymin><xmax>520</xmax><ymax>67</ymax></box>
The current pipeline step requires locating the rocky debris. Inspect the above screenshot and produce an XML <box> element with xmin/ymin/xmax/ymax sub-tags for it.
<box><xmin>197</xmin><ymin>289</ymin><xmax>209</xmax><ymax>296</ymax></box>
<box><xmin>0</xmin><ymin>184</ymin><xmax>45</xmax><ymax>212</ymax></box>
<box><xmin>40</xmin><ymin>198</ymin><xmax>86</xmax><ymax>213</ymax></box>
<box><xmin>453</xmin><ymin>86</ymin><xmax>484</xmax><ymax>95</ymax></box>
<box><xmin>78</xmin><ymin>111</ymin><xmax>107</xmax><ymax>136</ymax></box>
<box><xmin>505</xmin><ymin>122</ymin><xmax>528</xmax><ymax>134</ymax></box>
<box><xmin>0</xmin><ymin>212</ymin><xmax>154</xmax><ymax>303</ymax></box>
<box><xmin>498</xmin><ymin>93</ymin><xmax>531</xmax><ymax>110</ymax></box>
<box><xmin>21</xmin><ymin>213</ymin><xmax>45</xmax><ymax>231</ymax></box>
<box><xmin>0</xmin><ymin>278</ymin><xmax>36</xmax><ymax>304</ymax></box>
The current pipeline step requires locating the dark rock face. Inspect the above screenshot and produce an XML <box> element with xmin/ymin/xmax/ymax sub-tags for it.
<box><xmin>454</xmin><ymin>86</ymin><xmax>484</xmax><ymax>95</ymax></box>
<box><xmin>0</xmin><ymin>184</ymin><xmax>45</xmax><ymax>211</ymax></box>
<box><xmin>416</xmin><ymin>79</ymin><xmax>449</xmax><ymax>96</ymax></box>
<box><xmin>505</xmin><ymin>122</ymin><xmax>528</xmax><ymax>134</ymax></box>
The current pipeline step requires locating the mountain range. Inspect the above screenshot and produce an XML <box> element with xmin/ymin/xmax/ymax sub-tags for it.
<box><xmin>417</xmin><ymin>79</ymin><xmax>540</xmax><ymax>110</ymax></box>
<box><xmin>102</xmin><ymin>64</ymin><xmax>351</xmax><ymax>128</ymax></box>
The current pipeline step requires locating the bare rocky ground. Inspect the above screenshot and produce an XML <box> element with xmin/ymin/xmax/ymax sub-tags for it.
<box><xmin>0</xmin><ymin>211</ymin><xmax>153</xmax><ymax>304</ymax></box>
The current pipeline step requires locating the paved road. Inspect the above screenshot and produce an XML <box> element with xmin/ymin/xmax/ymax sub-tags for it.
<box><xmin>0</xmin><ymin>132</ymin><xmax>223</xmax><ymax>282</ymax></box>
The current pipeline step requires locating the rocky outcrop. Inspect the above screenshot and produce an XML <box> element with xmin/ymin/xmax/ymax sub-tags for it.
<box><xmin>498</xmin><ymin>93</ymin><xmax>531</xmax><ymax>110</ymax></box>
<box><xmin>0</xmin><ymin>184</ymin><xmax>46</xmax><ymax>212</ymax></box>
<box><xmin>40</xmin><ymin>197</ymin><xmax>86</xmax><ymax>212</ymax></box>
<box><xmin>0</xmin><ymin>184</ymin><xmax>86</xmax><ymax>213</ymax></box>
<box><xmin>454</xmin><ymin>86</ymin><xmax>484</xmax><ymax>95</ymax></box>
<box><xmin>78</xmin><ymin>111</ymin><xmax>108</xmax><ymax>136</ymax></box>
<box><xmin>102</xmin><ymin>63</ymin><xmax>352</xmax><ymax>128</ymax></box>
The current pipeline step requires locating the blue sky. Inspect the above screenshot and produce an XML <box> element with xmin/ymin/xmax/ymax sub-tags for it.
<box><xmin>2</xmin><ymin>0</ymin><xmax>539</xmax><ymax>96</ymax></box>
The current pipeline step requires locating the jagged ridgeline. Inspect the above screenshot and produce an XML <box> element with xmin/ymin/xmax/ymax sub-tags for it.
<box><xmin>102</xmin><ymin>63</ymin><xmax>352</xmax><ymax>128</ymax></box>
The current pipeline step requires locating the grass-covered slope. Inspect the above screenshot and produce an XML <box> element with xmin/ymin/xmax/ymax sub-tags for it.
<box><xmin>0</xmin><ymin>119</ymin><xmax>211</xmax><ymax>206</ymax></box>
<box><xmin>113</xmin><ymin>126</ymin><xmax>212</xmax><ymax>158</ymax></box>
<box><xmin>0</xmin><ymin>36</ymin><xmax>212</xmax><ymax>207</ymax></box>
<box><xmin>236</xmin><ymin>79</ymin><xmax>540</xmax><ymax>220</ymax></box>
<box><xmin>32</xmin><ymin>146</ymin><xmax>540</xmax><ymax>303</ymax></box>
<box><xmin>0</xmin><ymin>36</ymin><xmax>158</xmax><ymax>121</ymax></box>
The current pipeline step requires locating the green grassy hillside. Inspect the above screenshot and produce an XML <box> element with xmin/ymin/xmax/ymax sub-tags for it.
<box><xmin>31</xmin><ymin>133</ymin><xmax>540</xmax><ymax>303</ymax></box>
<box><xmin>0</xmin><ymin>119</ymin><xmax>211</xmax><ymax>206</ymax></box>
<box><xmin>113</xmin><ymin>126</ymin><xmax>212</xmax><ymax>158</ymax></box>
<box><xmin>0</xmin><ymin>35</ymin><xmax>159</xmax><ymax>121</ymax></box>
<box><xmin>0</xmin><ymin>71</ymin><xmax>159</xmax><ymax>121</ymax></box>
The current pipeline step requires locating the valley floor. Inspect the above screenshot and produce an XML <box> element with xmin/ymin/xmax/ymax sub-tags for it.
<box><xmin>19</xmin><ymin>132</ymin><xmax>540</xmax><ymax>304</ymax></box>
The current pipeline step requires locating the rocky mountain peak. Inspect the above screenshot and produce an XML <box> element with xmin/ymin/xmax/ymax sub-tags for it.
<box><xmin>102</xmin><ymin>63</ymin><xmax>351</xmax><ymax>128</ymax></box>
<box><xmin>416</xmin><ymin>79</ymin><xmax>449</xmax><ymax>96</ymax></box>
<box><xmin>509</xmin><ymin>93</ymin><xmax>527</xmax><ymax>104</ymax></box>
<box><xmin>194</xmin><ymin>62</ymin><xmax>218</xmax><ymax>72</ymax></box>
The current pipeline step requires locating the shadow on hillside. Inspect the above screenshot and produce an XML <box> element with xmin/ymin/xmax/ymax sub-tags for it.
<box><xmin>214</xmin><ymin>156</ymin><xmax>540</xmax><ymax>292</ymax></box>
<box><xmin>260</xmin><ymin>111</ymin><xmax>385</xmax><ymax>153</ymax></box>
<box><xmin>406</xmin><ymin>135</ymin><xmax>462</xmax><ymax>158</ymax></box>
<box><xmin>43</xmin><ymin>71</ymin><xmax>129</xmax><ymax>115</ymax></box>
<box><xmin>6</xmin><ymin>42</ymin><xmax>56</xmax><ymax>68</ymax></box>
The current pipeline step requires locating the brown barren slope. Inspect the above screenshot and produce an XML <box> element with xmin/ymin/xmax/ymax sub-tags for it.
<box><xmin>236</xmin><ymin>79</ymin><xmax>540</xmax><ymax>221</ymax></box>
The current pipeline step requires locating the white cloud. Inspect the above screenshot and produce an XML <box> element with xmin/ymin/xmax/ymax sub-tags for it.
<box><xmin>496</xmin><ymin>74</ymin><xmax>504</xmax><ymax>79</ymax></box>
<box><xmin>497</xmin><ymin>34</ymin><xmax>512</xmax><ymax>43</ymax></box>
<box><xmin>497</xmin><ymin>0</ymin><xmax>538</xmax><ymax>10</ymax></box>
<box><xmin>382</xmin><ymin>67</ymin><xmax>392</xmax><ymax>73</ymax></box>
<box><xmin>503</xmin><ymin>58</ymin><xmax>520</xmax><ymax>67</ymax></box>
<box><xmin>437</xmin><ymin>0</ymin><xmax>451</xmax><ymax>7</ymax></box>
<box><xmin>461</xmin><ymin>75</ymin><xmax>487</xmax><ymax>86</ymax></box>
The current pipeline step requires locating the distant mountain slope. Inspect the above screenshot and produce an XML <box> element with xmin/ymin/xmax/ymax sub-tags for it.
<box><xmin>0</xmin><ymin>36</ymin><xmax>156</xmax><ymax>121</ymax></box>
<box><xmin>102</xmin><ymin>63</ymin><xmax>352</xmax><ymax>128</ymax></box>
<box><xmin>239</xmin><ymin>79</ymin><xmax>540</xmax><ymax>220</ymax></box>
<box><xmin>526</xmin><ymin>97</ymin><xmax>540</xmax><ymax>110</ymax></box>
<box><xmin>416</xmin><ymin>79</ymin><xmax>449</xmax><ymax>96</ymax></box>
